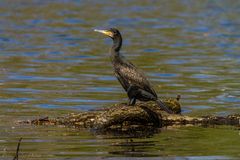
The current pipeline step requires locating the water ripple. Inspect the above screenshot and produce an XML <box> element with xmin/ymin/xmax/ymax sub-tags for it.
<box><xmin>8</xmin><ymin>74</ymin><xmax>76</xmax><ymax>81</ymax></box>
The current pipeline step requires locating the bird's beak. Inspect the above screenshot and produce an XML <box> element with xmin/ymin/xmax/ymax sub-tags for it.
<box><xmin>94</xmin><ymin>29</ymin><xmax>113</xmax><ymax>38</ymax></box>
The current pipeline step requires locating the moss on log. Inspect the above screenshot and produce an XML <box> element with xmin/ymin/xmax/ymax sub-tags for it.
<box><xmin>20</xmin><ymin>96</ymin><xmax>240</xmax><ymax>132</ymax></box>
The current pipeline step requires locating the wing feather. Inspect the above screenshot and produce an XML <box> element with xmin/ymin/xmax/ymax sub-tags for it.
<box><xmin>114</xmin><ymin>61</ymin><xmax>157</xmax><ymax>98</ymax></box>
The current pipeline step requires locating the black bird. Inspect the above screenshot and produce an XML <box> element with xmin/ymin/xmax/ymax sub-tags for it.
<box><xmin>94</xmin><ymin>28</ymin><xmax>173</xmax><ymax>114</ymax></box>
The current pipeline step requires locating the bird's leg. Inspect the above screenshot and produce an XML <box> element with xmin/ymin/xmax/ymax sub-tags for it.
<box><xmin>127</xmin><ymin>85</ymin><xmax>138</xmax><ymax>106</ymax></box>
<box><xmin>128</xmin><ymin>98</ymin><xmax>136</xmax><ymax>106</ymax></box>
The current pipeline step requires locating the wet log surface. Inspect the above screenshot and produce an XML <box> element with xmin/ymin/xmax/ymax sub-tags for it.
<box><xmin>20</xmin><ymin>96</ymin><xmax>240</xmax><ymax>133</ymax></box>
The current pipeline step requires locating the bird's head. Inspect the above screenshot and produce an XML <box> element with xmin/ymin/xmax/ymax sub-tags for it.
<box><xmin>94</xmin><ymin>28</ymin><xmax>121</xmax><ymax>40</ymax></box>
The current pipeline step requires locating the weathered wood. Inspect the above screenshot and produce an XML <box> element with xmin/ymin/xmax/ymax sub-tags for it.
<box><xmin>20</xmin><ymin>96</ymin><xmax>240</xmax><ymax>132</ymax></box>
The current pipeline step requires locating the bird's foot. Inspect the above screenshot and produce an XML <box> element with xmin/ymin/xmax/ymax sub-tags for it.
<box><xmin>128</xmin><ymin>98</ymin><xmax>136</xmax><ymax>106</ymax></box>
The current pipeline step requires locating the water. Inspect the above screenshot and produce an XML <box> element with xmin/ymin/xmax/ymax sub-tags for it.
<box><xmin>0</xmin><ymin>0</ymin><xmax>240</xmax><ymax>159</ymax></box>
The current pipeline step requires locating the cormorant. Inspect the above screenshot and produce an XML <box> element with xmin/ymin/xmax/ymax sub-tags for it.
<box><xmin>94</xmin><ymin>28</ymin><xmax>173</xmax><ymax>114</ymax></box>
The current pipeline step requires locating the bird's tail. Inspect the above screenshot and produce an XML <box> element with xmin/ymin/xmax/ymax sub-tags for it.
<box><xmin>156</xmin><ymin>100</ymin><xmax>173</xmax><ymax>114</ymax></box>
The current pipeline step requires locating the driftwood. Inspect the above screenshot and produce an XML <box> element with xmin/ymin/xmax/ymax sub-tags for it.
<box><xmin>20</xmin><ymin>96</ymin><xmax>240</xmax><ymax>133</ymax></box>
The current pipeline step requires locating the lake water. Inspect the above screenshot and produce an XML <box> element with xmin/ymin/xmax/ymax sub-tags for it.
<box><xmin>0</xmin><ymin>0</ymin><xmax>240</xmax><ymax>159</ymax></box>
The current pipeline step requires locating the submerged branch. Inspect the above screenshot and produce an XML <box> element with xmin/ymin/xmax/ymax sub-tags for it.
<box><xmin>13</xmin><ymin>138</ymin><xmax>22</xmax><ymax>160</ymax></box>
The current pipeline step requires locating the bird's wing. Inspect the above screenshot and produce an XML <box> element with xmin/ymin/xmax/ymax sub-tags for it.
<box><xmin>115</xmin><ymin>72</ymin><xmax>128</xmax><ymax>92</ymax></box>
<box><xmin>115</xmin><ymin>62</ymin><xmax>157</xmax><ymax>98</ymax></box>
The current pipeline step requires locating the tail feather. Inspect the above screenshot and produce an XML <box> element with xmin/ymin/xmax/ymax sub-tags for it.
<box><xmin>156</xmin><ymin>100</ymin><xmax>173</xmax><ymax>114</ymax></box>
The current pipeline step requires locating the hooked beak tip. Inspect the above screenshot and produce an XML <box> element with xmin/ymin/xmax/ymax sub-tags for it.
<box><xmin>94</xmin><ymin>29</ymin><xmax>102</xmax><ymax>32</ymax></box>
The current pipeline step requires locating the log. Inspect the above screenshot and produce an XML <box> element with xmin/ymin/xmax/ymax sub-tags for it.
<box><xmin>20</xmin><ymin>96</ymin><xmax>240</xmax><ymax>133</ymax></box>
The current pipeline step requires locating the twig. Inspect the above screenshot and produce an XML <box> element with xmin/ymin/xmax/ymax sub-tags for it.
<box><xmin>13</xmin><ymin>138</ymin><xmax>22</xmax><ymax>160</ymax></box>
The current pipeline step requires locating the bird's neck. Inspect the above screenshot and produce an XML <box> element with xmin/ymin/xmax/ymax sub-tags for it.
<box><xmin>111</xmin><ymin>35</ymin><xmax>122</xmax><ymax>53</ymax></box>
<box><xmin>110</xmin><ymin>36</ymin><xmax>122</xmax><ymax>63</ymax></box>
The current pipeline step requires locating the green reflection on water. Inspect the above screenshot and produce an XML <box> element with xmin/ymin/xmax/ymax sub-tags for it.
<box><xmin>1</xmin><ymin>124</ymin><xmax>239</xmax><ymax>159</ymax></box>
